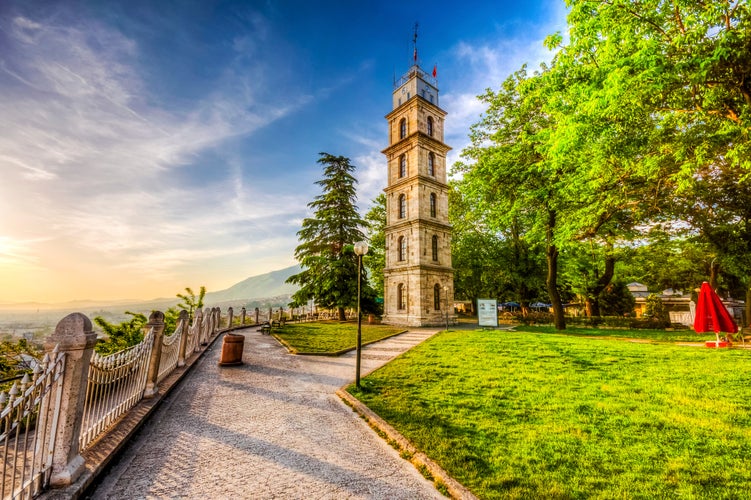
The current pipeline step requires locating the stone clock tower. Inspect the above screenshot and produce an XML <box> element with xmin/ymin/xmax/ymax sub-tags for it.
<box><xmin>381</xmin><ymin>62</ymin><xmax>455</xmax><ymax>327</ymax></box>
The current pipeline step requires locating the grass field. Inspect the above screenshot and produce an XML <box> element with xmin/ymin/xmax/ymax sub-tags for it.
<box><xmin>273</xmin><ymin>321</ymin><xmax>406</xmax><ymax>354</ymax></box>
<box><xmin>348</xmin><ymin>328</ymin><xmax>751</xmax><ymax>499</ymax></box>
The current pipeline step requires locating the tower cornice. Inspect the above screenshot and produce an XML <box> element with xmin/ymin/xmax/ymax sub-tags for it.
<box><xmin>381</xmin><ymin>133</ymin><xmax>452</xmax><ymax>156</ymax></box>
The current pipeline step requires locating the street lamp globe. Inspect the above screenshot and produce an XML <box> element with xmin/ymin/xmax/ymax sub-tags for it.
<box><xmin>354</xmin><ymin>241</ymin><xmax>369</xmax><ymax>256</ymax></box>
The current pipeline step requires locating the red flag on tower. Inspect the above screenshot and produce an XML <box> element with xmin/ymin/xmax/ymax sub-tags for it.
<box><xmin>432</xmin><ymin>64</ymin><xmax>437</xmax><ymax>78</ymax></box>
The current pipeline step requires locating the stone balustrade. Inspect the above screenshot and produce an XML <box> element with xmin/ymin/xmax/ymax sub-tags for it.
<box><xmin>1</xmin><ymin>303</ymin><xmax>356</xmax><ymax>498</ymax></box>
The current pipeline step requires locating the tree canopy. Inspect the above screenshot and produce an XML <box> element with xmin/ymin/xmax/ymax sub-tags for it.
<box><xmin>452</xmin><ymin>0</ymin><xmax>751</xmax><ymax>327</ymax></box>
<box><xmin>287</xmin><ymin>153</ymin><xmax>376</xmax><ymax>320</ymax></box>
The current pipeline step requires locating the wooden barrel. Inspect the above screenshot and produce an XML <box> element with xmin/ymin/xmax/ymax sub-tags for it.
<box><xmin>218</xmin><ymin>333</ymin><xmax>245</xmax><ymax>366</ymax></box>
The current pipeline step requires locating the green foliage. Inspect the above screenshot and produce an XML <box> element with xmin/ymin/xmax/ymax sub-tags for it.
<box><xmin>598</xmin><ymin>280</ymin><xmax>635</xmax><ymax>317</ymax></box>
<box><xmin>0</xmin><ymin>339</ymin><xmax>40</xmax><ymax>391</ymax></box>
<box><xmin>643</xmin><ymin>293</ymin><xmax>671</xmax><ymax>328</ymax></box>
<box><xmin>93</xmin><ymin>312</ymin><xmax>147</xmax><ymax>355</ymax></box>
<box><xmin>351</xmin><ymin>329</ymin><xmax>751</xmax><ymax>498</ymax></box>
<box><xmin>364</xmin><ymin>193</ymin><xmax>386</xmax><ymax>298</ymax></box>
<box><xmin>449</xmin><ymin>185</ymin><xmax>547</xmax><ymax>309</ymax></box>
<box><xmin>93</xmin><ymin>285</ymin><xmax>205</xmax><ymax>355</ymax></box>
<box><xmin>176</xmin><ymin>286</ymin><xmax>205</xmax><ymax>318</ymax></box>
<box><xmin>287</xmin><ymin>153</ymin><xmax>377</xmax><ymax>317</ymax></box>
<box><xmin>450</xmin><ymin>0</ymin><xmax>751</xmax><ymax>329</ymax></box>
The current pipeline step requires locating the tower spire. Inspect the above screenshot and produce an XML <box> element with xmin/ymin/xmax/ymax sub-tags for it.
<box><xmin>412</xmin><ymin>22</ymin><xmax>419</xmax><ymax>65</ymax></box>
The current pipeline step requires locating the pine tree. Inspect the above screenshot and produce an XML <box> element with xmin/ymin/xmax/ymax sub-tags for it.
<box><xmin>287</xmin><ymin>153</ymin><xmax>371</xmax><ymax>321</ymax></box>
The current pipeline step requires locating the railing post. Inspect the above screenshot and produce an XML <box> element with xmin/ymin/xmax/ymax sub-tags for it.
<box><xmin>214</xmin><ymin>307</ymin><xmax>220</xmax><ymax>333</ymax></box>
<box><xmin>227</xmin><ymin>307</ymin><xmax>234</xmax><ymax>329</ymax></box>
<box><xmin>44</xmin><ymin>313</ymin><xmax>97</xmax><ymax>488</ymax></box>
<box><xmin>194</xmin><ymin>308</ymin><xmax>204</xmax><ymax>349</ymax></box>
<box><xmin>255</xmin><ymin>307</ymin><xmax>259</xmax><ymax>325</ymax></box>
<box><xmin>143</xmin><ymin>311</ymin><xmax>165</xmax><ymax>398</ymax></box>
<box><xmin>177</xmin><ymin>310</ymin><xmax>190</xmax><ymax>367</ymax></box>
<box><xmin>241</xmin><ymin>307</ymin><xmax>246</xmax><ymax>325</ymax></box>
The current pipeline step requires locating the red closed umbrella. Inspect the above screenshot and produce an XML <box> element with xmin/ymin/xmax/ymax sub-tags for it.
<box><xmin>694</xmin><ymin>281</ymin><xmax>738</xmax><ymax>346</ymax></box>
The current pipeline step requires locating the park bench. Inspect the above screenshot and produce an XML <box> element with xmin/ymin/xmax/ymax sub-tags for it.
<box><xmin>259</xmin><ymin>318</ymin><xmax>286</xmax><ymax>335</ymax></box>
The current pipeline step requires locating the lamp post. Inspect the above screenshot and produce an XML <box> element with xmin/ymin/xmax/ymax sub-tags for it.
<box><xmin>444</xmin><ymin>285</ymin><xmax>449</xmax><ymax>331</ymax></box>
<box><xmin>354</xmin><ymin>241</ymin><xmax>369</xmax><ymax>388</ymax></box>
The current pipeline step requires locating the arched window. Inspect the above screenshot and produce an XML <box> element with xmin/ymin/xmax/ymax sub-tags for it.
<box><xmin>399</xmin><ymin>118</ymin><xmax>407</xmax><ymax>139</ymax></box>
<box><xmin>428</xmin><ymin>152</ymin><xmax>435</xmax><ymax>176</ymax></box>
<box><xmin>398</xmin><ymin>235</ymin><xmax>407</xmax><ymax>261</ymax></box>
<box><xmin>397</xmin><ymin>283</ymin><xmax>407</xmax><ymax>310</ymax></box>
<box><xmin>429</xmin><ymin>193</ymin><xmax>436</xmax><ymax>217</ymax></box>
<box><xmin>432</xmin><ymin>235</ymin><xmax>439</xmax><ymax>261</ymax></box>
<box><xmin>427</xmin><ymin>116</ymin><xmax>434</xmax><ymax>137</ymax></box>
<box><xmin>434</xmin><ymin>284</ymin><xmax>441</xmax><ymax>310</ymax></box>
<box><xmin>399</xmin><ymin>194</ymin><xmax>406</xmax><ymax>219</ymax></box>
<box><xmin>399</xmin><ymin>154</ymin><xmax>406</xmax><ymax>178</ymax></box>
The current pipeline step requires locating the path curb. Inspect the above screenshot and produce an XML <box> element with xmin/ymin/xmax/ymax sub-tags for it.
<box><xmin>337</xmin><ymin>388</ymin><xmax>478</xmax><ymax>500</ymax></box>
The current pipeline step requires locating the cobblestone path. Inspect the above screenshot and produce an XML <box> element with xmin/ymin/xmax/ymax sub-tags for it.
<box><xmin>89</xmin><ymin>328</ymin><xmax>444</xmax><ymax>499</ymax></box>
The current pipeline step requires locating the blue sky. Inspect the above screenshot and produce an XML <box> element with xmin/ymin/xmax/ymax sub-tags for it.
<box><xmin>0</xmin><ymin>0</ymin><xmax>567</xmax><ymax>304</ymax></box>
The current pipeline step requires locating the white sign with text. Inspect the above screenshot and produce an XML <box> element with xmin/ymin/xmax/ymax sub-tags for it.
<box><xmin>477</xmin><ymin>299</ymin><xmax>498</xmax><ymax>327</ymax></box>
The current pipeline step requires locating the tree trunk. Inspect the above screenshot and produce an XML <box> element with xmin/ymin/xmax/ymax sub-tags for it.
<box><xmin>545</xmin><ymin>212</ymin><xmax>565</xmax><ymax>330</ymax></box>
<box><xmin>584</xmin><ymin>297</ymin><xmax>596</xmax><ymax>318</ymax></box>
<box><xmin>585</xmin><ymin>254</ymin><xmax>616</xmax><ymax>317</ymax></box>
<box><xmin>338</xmin><ymin>307</ymin><xmax>346</xmax><ymax>322</ymax></box>
<box><xmin>709</xmin><ymin>261</ymin><xmax>720</xmax><ymax>290</ymax></box>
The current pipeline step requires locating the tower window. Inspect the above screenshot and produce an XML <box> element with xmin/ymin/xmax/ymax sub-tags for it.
<box><xmin>398</xmin><ymin>283</ymin><xmax>406</xmax><ymax>310</ymax></box>
<box><xmin>427</xmin><ymin>116</ymin><xmax>434</xmax><ymax>137</ymax></box>
<box><xmin>399</xmin><ymin>194</ymin><xmax>406</xmax><ymax>219</ymax></box>
<box><xmin>432</xmin><ymin>235</ymin><xmax>438</xmax><ymax>261</ymax></box>
<box><xmin>398</xmin><ymin>236</ymin><xmax>407</xmax><ymax>261</ymax></box>
<box><xmin>428</xmin><ymin>152</ymin><xmax>435</xmax><ymax>176</ymax></box>
<box><xmin>399</xmin><ymin>118</ymin><xmax>406</xmax><ymax>139</ymax></box>
<box><xmin>434</xmin><ymin>284</ymin><xmax>441</xmax><ymax>310</ymax></box>
<box><xmin>399</xmin><ymin>154</ymin><xmax>406</xmax><ymax>178</ymax></box>
<box><xmin>430</xmin><ymin>193</ymin><xmax>436</xmax><ymax>217</ymax></box>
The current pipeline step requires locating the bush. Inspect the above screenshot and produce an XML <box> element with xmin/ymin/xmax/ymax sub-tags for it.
<box><xmin>643</xmin><ymin>294</ymin><xmax>671</xmax><ymax>328</ymax></box>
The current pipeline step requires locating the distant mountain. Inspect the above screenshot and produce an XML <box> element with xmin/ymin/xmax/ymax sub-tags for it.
<box><xmin>204</xmin><ymin>264</ymin><xmax>301</xmax><ymax>304</ymax></box>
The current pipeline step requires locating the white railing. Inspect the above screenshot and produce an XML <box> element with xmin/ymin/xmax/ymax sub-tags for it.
<box><xmin>185</xmin><ymin>311</ymin><xmax>201</xmax><ymax>356</ymax></box>
<box><xmin>157</xmin><ymin>319</ymin><xmax>184</xmax><ymax>383</ymax></box>
<box><xmin>78</xmin><ymin>330</ymin><xmax>154</xmax><ymax>450</ymax></box>
<box><xmin>0</xmin><ymin>348</ymin><xmax>66</xmax><ymax>500</ymax></box>
<box><xmin>0</xmin><ymin>304</ymin><xmax>303</xmax><ymax>498</ymax></box>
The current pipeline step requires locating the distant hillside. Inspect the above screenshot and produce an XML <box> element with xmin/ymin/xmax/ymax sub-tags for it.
<box><xmin>204</xmin><ymin>264</ymin><xmax>301</xmax><ymax>304</ymax></box>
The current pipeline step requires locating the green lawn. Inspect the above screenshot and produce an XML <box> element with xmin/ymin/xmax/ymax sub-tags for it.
<box><xmin>273</xmin><ymin>321</ymin><xmax>406</xmax><ymax>354</ymax></box>
<box><xmin>520</xmin><ymin>325</ymin><xmax>720</xmax><ymax>343</ymax></box>
<box><xmin>348</xmin><ymin>329</ymin><xmax>751</xmax><ymax>499</ymax></box>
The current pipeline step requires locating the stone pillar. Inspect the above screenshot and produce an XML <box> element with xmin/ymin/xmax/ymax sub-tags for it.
<box><xmin>143</xmin><ymin>311</ymin><xmax>165</xmax><ymax>398</ymax></box>
<box><xmin>255</xmin><ymin>307</ymin><xmax>259</xmax><ymax>325</ymax></box>
<box><xmin>227</xmin><ymin>307</ymin><xmax>234</xmax><ymax>329</ymax></box>
<box><xmin>194</xmin><ymin>308</ymin><xmax>204</xmax><ymax>349</ymax></box>
<box><xmin>44</xmin><ymin>313</ymin><xmax>97</xmax><ymax>488</ymax></box>
<box><xmin>240</xmin><ymin>307</ymin><xmax>247</xmax><ymax>325</ymax></box>
<box><xmin>177</xmin><ymin>309</ymin><xmax>190</xmax><ymax>367</ymax></box>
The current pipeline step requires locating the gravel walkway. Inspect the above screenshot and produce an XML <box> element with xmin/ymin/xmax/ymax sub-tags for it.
<box><xmin>88</xmin><ymin>327</ymin><xmax>445</xmax><ymax>499</ymax></box>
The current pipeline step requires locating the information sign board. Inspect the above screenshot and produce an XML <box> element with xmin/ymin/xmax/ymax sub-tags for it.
<box><xmin>477</xmin><ymin>299</ymin><xmax>498</xmax><ymax>327</ymax></box>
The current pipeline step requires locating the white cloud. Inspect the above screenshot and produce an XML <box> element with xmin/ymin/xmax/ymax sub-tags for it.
<box><xmin>441</xmin><ymin>0</ymin><xmax>568</xmax><ymax>176</ymax></box>
<box><xmin>0</xmin><ymin>12</ymin><xmax>306</xmax><ymax>301</ymax></box>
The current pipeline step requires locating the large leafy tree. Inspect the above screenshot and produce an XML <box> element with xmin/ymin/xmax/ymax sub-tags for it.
<box><xmin>455</xmin><ymin>66</ymin><xmax>572</xmax><ymax>329</ymax></box>
<box><xmin>556</xmin><ymin>0</ymin><xmax>751</xmax><ymax>314</ymax></box>
<box><xmin>287</xmin><ymin>153</ymin><xmax>373</xmax><ymax>320</ymax></box>
<box><xmin>449</xmin><ymin>184</ymin><xmax>546</xmax><ymax>313</ymax></box>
